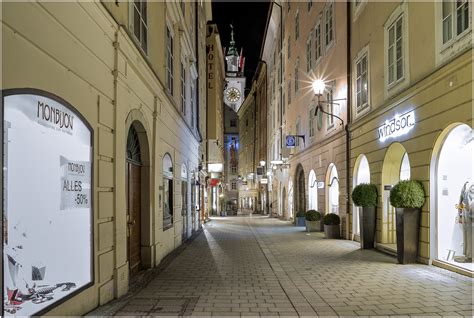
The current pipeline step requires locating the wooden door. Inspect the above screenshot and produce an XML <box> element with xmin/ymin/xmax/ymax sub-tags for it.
<box><xmin>127</xmin><ymin>162</ymin><xmax>141</xmax><ymax>274</ymax></box>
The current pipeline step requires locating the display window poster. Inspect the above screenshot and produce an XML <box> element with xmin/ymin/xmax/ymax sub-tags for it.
<box><xmin>2</xmin><ymin>90</ymin><xmax>94</xmax><ymax>316</ymax></box>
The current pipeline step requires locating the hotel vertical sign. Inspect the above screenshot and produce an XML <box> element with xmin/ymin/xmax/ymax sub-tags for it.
<box><xmin>2</xmin><ymin>92</ymin><xmax>93</xmax><ymax>316</ymax></box>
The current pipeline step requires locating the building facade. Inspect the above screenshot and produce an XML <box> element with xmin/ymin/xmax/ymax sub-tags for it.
<box><xmin>223</xmin><ymin>105</ymin><xmax>239</xmax><ymax>215</ymax></box>
<box><xmin>2</xmin><ymin>1</ymin><xmax>212</xmax><ymax>315</ymax></box>
<box><xmin>349</xmin><ymin>1</ymin><xmax>472</xmax><ymax>275</ymax></box>
<box><xmin>263</xmin><ymin>1</ymin><xmax>349</xmax><ymax>236</ymax></box>
<box><xmin>205</xmin><ymin>23</ymin><xmax>226</xmax><ymax>217</ymax></box>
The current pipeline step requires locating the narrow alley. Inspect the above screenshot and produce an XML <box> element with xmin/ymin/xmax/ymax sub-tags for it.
<box><xmin>90</xmin><ymin>216</ymin><xmax>473</xmax><ymax>317</ymax></box>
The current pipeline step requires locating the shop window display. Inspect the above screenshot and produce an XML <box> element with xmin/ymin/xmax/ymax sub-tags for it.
<box><xmin>328</xmin><ymin>165</ymin><xmax>339</xmax><ymax>215</ymax></box>
<box><xmin>436</xmin><ymin>124</ymin><xmax>473</xmax><ymax>271</ymax></box>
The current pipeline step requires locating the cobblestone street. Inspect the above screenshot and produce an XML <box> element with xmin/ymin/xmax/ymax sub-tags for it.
<box><xmin>90</xmin><ymin>216</ymin><xmax>473</xmax><ymax>317</ymax></box>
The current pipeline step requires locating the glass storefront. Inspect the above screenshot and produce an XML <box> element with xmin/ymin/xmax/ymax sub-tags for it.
<box><xmin>436</xmin><ymin>124</ymin><xmax>473</xmax><ymax>271</ymax></box>
<box><xmin>308</xmin><ymin>170</ymin><xmax>318</xmax><ymax>211</ymax></box>
<box><xmin>353</xmin><ymin>155</ymin><xmax>370</xmax><ymax>237</ymax></box>
<box><xmin>327</xmin><ymin>164</ymin><xmax>339</xmax><ymax>215</ymax></box>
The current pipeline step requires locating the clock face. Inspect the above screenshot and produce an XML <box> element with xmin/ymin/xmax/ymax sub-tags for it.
<box><xmin>226</xmin><ymin>87</ymin><xmax>241</xmax><ymax>103</ymax></box>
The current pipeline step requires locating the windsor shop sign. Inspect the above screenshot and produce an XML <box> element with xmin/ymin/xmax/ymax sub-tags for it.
<box><xmin>377</xmin><ymin>110</ymin><xmax>415</xmax><ymax>142</ymax></box>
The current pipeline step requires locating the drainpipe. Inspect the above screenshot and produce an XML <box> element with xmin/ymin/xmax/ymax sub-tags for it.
<box><xmin>195</xmin><ymin>1</ymin><xmax>202</xmax><ymax>143</ymax></box>
<box><xmin>345</xmin><ymin>1</ymin><xmax>352</xmax><ymax>240</ymax></box>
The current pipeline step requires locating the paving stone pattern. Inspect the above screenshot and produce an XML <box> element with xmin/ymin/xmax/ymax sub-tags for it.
<box><xmin>91</xmin><ymin>216</ymin><xmax>473</xmax><ymax>317</ymax></box>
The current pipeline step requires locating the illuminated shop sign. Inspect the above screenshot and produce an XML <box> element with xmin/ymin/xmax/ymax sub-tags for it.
<box><xmin>377</xmin><ymin>110</ymin><xmax>415</xmax><ymax>142</ymax></box>
<box><xmin>3</xmin><ymin>91</ymin><xmax>93</xmax><ymax>316</ymax></box>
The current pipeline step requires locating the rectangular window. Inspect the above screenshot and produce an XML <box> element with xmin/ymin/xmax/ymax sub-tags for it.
<box><xmin>315</xmin><ymin>22</ymin><xmax>322</xmax><ymax>60</ymax></box>
<box><xmin>231</xmin><ymin>182</ymin><xmax>237</xmax><ymax>190</ymax></box>
<box><xmin>282</xmin><ymin>91</ymin><xmax>286</xmax><ymax>116</ymax></box>
<box><xmin>230</xmin><ymin>119</ymin><xmax>237</xmax><ymax>127</ymax></box>
<box><xmin>191</xmin><ymin>80</ymin><xmax>196</xmax><ymax>128</ymax></box>
<box><xmin>387</xmin><ymin>15</ymin><xmax>403</xmax><ymax>85</ymax></box>
<box><xmin>231</xmin><ymin>166</ymin><xmax>237</xmax><ymax>174</ymax></box>
<box><xmin>325</xmin><ymin>3</ymin><xmax>334</xmax><ymax>47</ymax></box>
<box><xmin>456</xmin><ymin>0</ymin><xmax>469</xmax><ymax>35</ymax></box>
<box><xmin>442</xmin><ymin>1</ymin><xmax>453</xmax><ymax>43</ymax></box>
<box><xmin>326</xmin><ymin>86</ymin><xmax>334</xmax><ymax>128</ymax></box>
<box><xmin>356</xmin><ymin>52</ymin><xmax>369</xmax><ymax>112</ymax></box>
<box><xmin>180</xmin><ymin>0</ymin><xmax>185</xmax><ymax>16</ymax></box>
<box><xmin>308</xmin><ymin>0</ymin><xmax>313</xmax><ymax>11</ymax></box>
<box><xmin>131</xmin><ymin>0</ymin><xmax>148</xmax><ymax>52</ymax></box>
<box><xmin>306</xmin><ymin>35</ymin><xmax>312</xmax><ymax>72</ymax></box>
<box><xmin>166</xmin><ymin>26</ymin><xmax>174</xmax><ymax>95</ymax></box>
<box><xmin>180</xmin><ymin>61</ymin><xmax>186</xmax><ymax>115</ymax></box>
<box><xmin>309</xmin><ymin>109</ymin><xmax>315</xmax><ymax>137</ymax></box>
<box><xmin>295</xmin><ymin>12</ymin><xmax>300</xmax><ymax>40</ymax></box>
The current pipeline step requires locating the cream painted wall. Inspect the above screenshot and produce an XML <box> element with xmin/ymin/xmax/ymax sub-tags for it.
<box><xmin>2</xmin><ymin>2</ymin><xmax>206</xmax><ymax>315</ymax></box>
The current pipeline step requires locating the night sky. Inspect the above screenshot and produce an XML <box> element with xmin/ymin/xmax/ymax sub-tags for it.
<box><xmin>212</xmin><ymin>1</ymin><xmax>270</xmax><ymax>91</ymax></box>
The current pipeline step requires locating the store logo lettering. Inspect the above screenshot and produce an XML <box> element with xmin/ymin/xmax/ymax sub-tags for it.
<box><xmin>377</xmin><ymin>110</ymin><xmax>415</xmax><ymax>142</ymax></box>
<box><xmin>37</xmin><ymin>101</ymin><xmax>74</xmax><ymax>130</ymax></box>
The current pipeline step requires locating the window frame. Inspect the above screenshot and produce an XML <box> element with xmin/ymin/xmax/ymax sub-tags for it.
<box><xmin>355</xmin><ymin>46</ymin><xmax>370</xmax><ymax>116</ymax></box>
<box><xmin>129</xmin><ymin>0</ymin><xmax>148</xmax><ymax>53</ymax></box>
<box><xmin>166</xmin><ymin>25</ymin><xmax>174</xmax><ymax>95</ymax></box>
<box><xmin>294</xmin><ymin>58</ymin><xmax>299</xmax><ymax>93</ymax></box>
<box><xmin>314</xmin><ymin>19</ymin><xmax>322</xmax><ymax>64</ymax></box>
<box><xmin>180</xmin><ymin>60</ymin><xmax>186</xmax><ymax>115</ymax></box>
<box><xmin>384</xmin><ymin>2</ymin><xmax>409</xmax><ymax>95</ymax></box>
<box><xmin>295</xmin><ymin>10</ymin><xmax>300</xmax><ymax>40</ymax></box>
<box><xmin>306</xmin><ymin>33</ymin><xmax>313</xmax><ymax>72</ymax></box>
<box><xmin>325</xmin><ymin>82</ymin><xmax>335</xmax><ymax>131</ymax></box>
<box><xmin>324</xmin><ymin>1</ymin><xmax>335</xmax><ymax>51</ymax></box>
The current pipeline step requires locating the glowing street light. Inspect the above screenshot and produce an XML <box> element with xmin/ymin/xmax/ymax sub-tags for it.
<box><xmin>312</xmin><ymin>79</ymin><xmax>326</xmax><ymax>96</ymax></box>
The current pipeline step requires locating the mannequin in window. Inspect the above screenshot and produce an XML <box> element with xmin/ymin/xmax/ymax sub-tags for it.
<box><xmin>455</xmin><ymin>180</ymin><xmax>474</xmax><ymax>263</ymax></box>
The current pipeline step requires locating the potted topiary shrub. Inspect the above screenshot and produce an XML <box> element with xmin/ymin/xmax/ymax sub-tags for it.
<box><xmin>390</xmin><ymin>180</ymin><xmax>425</xmax><ymax>264</ymax></box>
<box><xmin>295</xmin><ymin>210</ymin><xmax>306</xmax><ymax>226</ymax></box>
<box><xmin>305</xmin><ymin>210</ymin><xmax>321</xmax><ymax>232</ymax></box>
<box><xmin>323</xmin><ymin>213</ymin><xmax>340</xmax><ymax>239</ymax></box>
<box><xmin>352</xmin><ymin>183</ymin><xmax>378</xmax><ymax>249</ymax></box>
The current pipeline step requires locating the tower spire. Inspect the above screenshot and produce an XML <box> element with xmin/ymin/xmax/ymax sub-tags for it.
<box><xmin>227</xmin><ymin>24</ymin><xmax>238</xmax><ymax>57</ymax></box>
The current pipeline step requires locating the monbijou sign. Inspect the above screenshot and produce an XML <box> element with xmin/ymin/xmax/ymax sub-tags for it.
<box><xmin>377</xmin><ymin>110</ymin><xmax>415</xmax><ymax>142</ymax></box>
<box><xmin>3</xmin><ymin>91</ymin><xmax>93</xmax><ymax>316</ymax></box>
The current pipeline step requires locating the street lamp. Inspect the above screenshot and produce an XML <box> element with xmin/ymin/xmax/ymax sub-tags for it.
<box><xmin>259</xmin><ymin>160</ymin><xmax>266</xmax><ymax>167</ymax></box>
<box><xmin>312</xmin><ymin>79</ymin><xmax>345</xmax><ymax>126</ymax></box>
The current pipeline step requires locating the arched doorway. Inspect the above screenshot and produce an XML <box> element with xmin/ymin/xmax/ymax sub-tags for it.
<box><xmin>381</xmin><ymin>143</ymin><xmax>410</xmax><ymax>250</ymax></box>
<box><xmin>308</xmin><ymin>170</ymin><xmax>318</xmax><ymax>210</ymax></box>
<box><xmin>126</xmin><ymin>123</ymin><xmax>150</xmax><ymax>274</ymax></box>
<box><xmin>431</xmin><ymin>123</ymin><xmax>473</xmax><ymax>272</ymax></box>
<box><xmin>181</xmin><ymin>163</ymin><xmax>189</xmax><ymax>242</ymax></box>
<box><xmin>288</xmin><ymin>180</ymin><xmax>294</xmax><ymax>219</ymax></box>
<box><xmin>353</xmin><ymin>155</ymin><xmax>371</xmax><ymax>240</ymax></box>
<box><xmin>326</xmin><ymin>164</ymin><xmax>340</xmax><ymax>215</ymax></box>
<box><xmin>295</xmin><ymin>164</ymin><xmax>306</xmax><ymax>214</ymax></box>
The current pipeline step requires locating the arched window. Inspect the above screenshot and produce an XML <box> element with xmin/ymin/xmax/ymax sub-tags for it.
<box><xmin>308</xmin><ymin>170</ymin><xmax>318</xmax><ymax>210</ymax></box>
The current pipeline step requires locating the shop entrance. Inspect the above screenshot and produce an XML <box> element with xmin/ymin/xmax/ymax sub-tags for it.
<box><xmin>326</xmin><ymin>164</ymin><xmax>340</xmax><ymax>215</ymax></box>
<box><xmin>126</xmin><ymin>125</ymin><xmax>144</xmax><ymax>274</ymax></box>
<box><xmin>295</xmin><ymin>165</ymin><xmax>306</xmax><ymax>214</ymax></box>
<box><xmin>308</xmin><ymin>170</ymin><xmax>318</xmax><ymax>211</ymax></box>
<box><xmin>432</xmin><ymin>123</ymin><xmax>473</xmax><ymax>272</ymax></box>
<box><xmin>381</xmin><ymin>143</ymin><xmax>410</xmax><ymax>251</ymax></box>
<box><xmin>353</xmin><ymin>155</ymin><xmax>371</xmax><ymax>241</ymax></box>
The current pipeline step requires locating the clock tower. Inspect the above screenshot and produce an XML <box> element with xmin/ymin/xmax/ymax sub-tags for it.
<box><xmin>224</xmin><ymin>25</ymin><xmax>246</xmax><ymax>112</ymax></box>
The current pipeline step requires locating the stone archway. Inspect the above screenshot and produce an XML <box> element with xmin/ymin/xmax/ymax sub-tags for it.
<box><xmin>126</xmin><ymin>120</ymin><xmax>151</xmax><ymax>274</ymax></box>
<box><xmin>381</xmin><ymin>142</ymin><xmax>410</xmax><ymax>247</ymax></box>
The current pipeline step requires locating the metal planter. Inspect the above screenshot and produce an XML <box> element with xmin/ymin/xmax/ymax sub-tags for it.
<box><xmin>395</xmin><ymin>208</ymin><xmax>421</xmax><ymax>264</ymax></box>
<box><xmin>324</xmin><ymin>224</ymin><xmax>340</xmax><ymax>239</ymax></box>
<box><xmin>296</xmin><ymin>216</ymin><xmax>306</xmax><ymax>226</ymax></box>
<box><xmin>359</xmin><ymin>206</ymin><xmax>376</xmax><ymax>249</ymax></box>
<box><xmin>305</xmin><ymin>220</ymin><xmax>321</xmax><ymax>232</ymax></box>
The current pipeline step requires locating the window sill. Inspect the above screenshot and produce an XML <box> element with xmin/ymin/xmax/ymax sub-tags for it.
<box><xmin>163</xmin><ymin>223</ymin><xmax>174</xmax><ymax>231</ymax></box>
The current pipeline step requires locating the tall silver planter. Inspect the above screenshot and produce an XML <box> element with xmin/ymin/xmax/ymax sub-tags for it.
<box><xmin>395</xmin><ymin>208</ymin><xmax>420</xmax><ymax>264</ymax></box>
<box><xmin>359</xmin><ymin>206</ymin><xmax>376</xmax><ymax>249</ymax></box>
